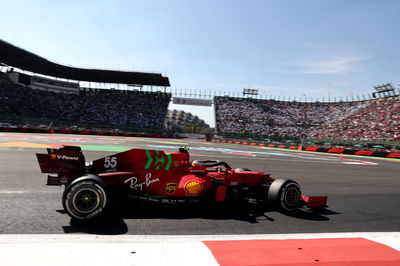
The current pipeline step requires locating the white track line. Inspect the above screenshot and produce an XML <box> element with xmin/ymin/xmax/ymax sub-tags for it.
<box><xmin>0</xmin><ymin>191</ymin><xmax>26</xmax><ymax>194</ymax></box>
<box><xmin>0</xmin><ymin>190</ymin><xmax>59</xmax><ymax>194</ymax></box>
<box><xmin>1</xmin><ymin>232</ymin><xmax>399</xmax><ymax>243</ymax></box>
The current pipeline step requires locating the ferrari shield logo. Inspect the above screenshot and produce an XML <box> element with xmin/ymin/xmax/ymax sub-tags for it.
<box><xmin>165</xmin><ymin>183</ymin><xmax>177</xmax><ymax>194</ymax></box>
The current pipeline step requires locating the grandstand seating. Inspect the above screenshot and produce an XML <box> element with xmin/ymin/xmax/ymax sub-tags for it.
<box><xmin>0</xmin><ymin>72</ymin><xmax>171</xmax><ymax>131</ymax></box>
<box><xmin>316</xmin><ymin>96</ymin><xmax>400</xmax><ymax>140</ymax></box>
<box><xmin>214</xmin><ymin>96</ymin><xmax>400</xmax><ymax>141</ymax></box>
<box><xmin>2</xmin><ymin>68</ymin><xmax>399</xmax><ymax>141</ymax></box>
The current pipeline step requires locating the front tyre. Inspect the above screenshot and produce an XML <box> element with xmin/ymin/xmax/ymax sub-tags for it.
<box><xmin>268</xmin><ymin>178</ymin><xmax>301</xmax><ymax>212</ymax></box>
<box><xmin>63</xmin><ymin>180</ymin><xmax>107</xmax><ymax>220</ymax></box>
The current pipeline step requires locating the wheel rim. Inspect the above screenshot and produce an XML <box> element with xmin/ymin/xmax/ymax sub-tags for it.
<box><xmin>283</xmin><ymin>186</ymin><xmax>300</xmax><ymax>208</ymax></box>
<box><xmin>72</xmin><ymin>188</ymin><xmax>100</xmax><ymax>213</ymax></box>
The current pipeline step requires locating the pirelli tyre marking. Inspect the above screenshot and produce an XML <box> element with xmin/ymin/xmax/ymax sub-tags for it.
<box><xmin>280</xmin><ymin>183</ymin><xmax>301</xmax><ymax>211</ymax></box>
<box><xmin>63</xmin><ymin>181</ymin><xmax>107</xmax><ymax>220</ymax></box>
<box><xmin>268</xmin><ymin>178</ymin><xmax>302</xmax><ymax>212</ymax></box>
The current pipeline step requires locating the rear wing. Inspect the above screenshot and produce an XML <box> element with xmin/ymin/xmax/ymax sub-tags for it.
<box><xmin>36</xmin><ymin>146</ymin><xmax>85</xmax><ymax>175</ymax></box>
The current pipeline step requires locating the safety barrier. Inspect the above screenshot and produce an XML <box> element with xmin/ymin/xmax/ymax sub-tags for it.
<box><xmin>210</xmin><ymin>138</ymin><xmax>400</xmax><ymax>159</ymax></box>
<box><xmin>327</xmin><ymin>148</ymin><xmax>345</xmax><ymax>154</ymax></box>
<box><xmin>387</xmin><ymin>153</ymin><xmax>400</xmax><ymax>158</ymax></box>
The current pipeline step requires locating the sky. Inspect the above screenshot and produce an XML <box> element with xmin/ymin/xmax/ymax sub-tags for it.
<box><xmin>1</xmin><ymin>0</ymin><xmax>400</xmax><ymax>127</ymax></box>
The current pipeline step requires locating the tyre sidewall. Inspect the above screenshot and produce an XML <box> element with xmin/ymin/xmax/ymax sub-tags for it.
<box><xmin>268</xmin><ymin>178</ymin><xmax>301</xmax><ymax>212</ymax></box>
<box><xmin>279</xmin><ymin>182</ymin><xmax>301</xmax><ymax>211</ymax></box>
<box><xmin>63</xmin><ymin>180</ymin><xmax>107</xmax><ymax>220</ymax></box>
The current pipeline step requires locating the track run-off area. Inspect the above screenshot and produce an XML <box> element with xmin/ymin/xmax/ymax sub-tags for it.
<box><xmin>0</xmin><ymin>132</ymin><xmax>399</xmax><ymax>235</ymax></box>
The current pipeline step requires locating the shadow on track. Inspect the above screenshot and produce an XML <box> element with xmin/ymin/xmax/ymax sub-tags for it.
<box><xmin>121</xmin><ymin>204</ymin><xmax>277</xmax><ymax>224</ymax></box>
<box><xmin>61</xmin><ymin>201</ymin><xmax>338</xmax><ymax>234</ymax></box>
<box><xmin>119</xmin><ymin>200</ymin><xmax>339</xmax><ymax>223</ymax></box>
<box><xmin>285</xmin><ymin>208</ymin><xmax>341</xmax><ymax>221</ymax></box>
<box><xmin>61</xmin><ymin>212</ymin><xmax>128</xmax><ymax>235</ymax></box>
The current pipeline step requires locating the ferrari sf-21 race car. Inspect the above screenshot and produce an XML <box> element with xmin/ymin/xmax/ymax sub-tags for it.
<box><xmin>36</xmin><ymin>146</ymin><xmax>327</xmax><ymax>220</ymax></box>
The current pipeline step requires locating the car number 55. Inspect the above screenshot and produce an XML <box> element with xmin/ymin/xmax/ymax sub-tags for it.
<box><xmin>104</xmin><ymin>156</ymin><xmax>117</xmax><ymax>168</ymax></box>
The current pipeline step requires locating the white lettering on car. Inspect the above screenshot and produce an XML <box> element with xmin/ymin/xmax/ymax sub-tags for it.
<box><xmin>124</xmin><ymin>173</ymin><xmax>160</xmax><ymax>191</ymax></box>
<box><xmin>57</xmin><ymin>155</ymin><xmax>79</xmax><ymax>160</ymax></box>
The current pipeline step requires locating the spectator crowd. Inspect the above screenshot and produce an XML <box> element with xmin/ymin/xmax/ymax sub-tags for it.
<box><xmin>315</xmin><ymin>96</ymin><xmax>400</xmax><ymax>140</ymax></box>
<box><xmin>215</xmin><ymin>95</ymin><xmax>400</xmax><ymax>141</ymax></box>
<box><xmin>0</xmin><ymin>73</ymin><xmax>171</xmax><ymax>131</ymax></box>
<box><xmin>2</xmin><ymin>70</ymin><xmax>399</xmax><ymax>141</ymax></box>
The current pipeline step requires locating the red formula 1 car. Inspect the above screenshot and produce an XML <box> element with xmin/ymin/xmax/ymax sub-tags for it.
<box><xmin>36</xmin><ymin>146</ymin><xmax>327</xmax><ymax>220</ymax></box>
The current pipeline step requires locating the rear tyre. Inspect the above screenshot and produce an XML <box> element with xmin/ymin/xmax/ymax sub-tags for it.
<box><xmin>63</xmin><ymin>178</ymin><xmax>107</xmax><ymax>220</ymax></box>
<box><xmin>268</xmin><ymin>178</ymin><xmax>301</xmax><ymax>212</ymax></box>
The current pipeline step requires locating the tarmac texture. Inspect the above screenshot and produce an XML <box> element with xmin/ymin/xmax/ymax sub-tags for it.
<box><xmin>0</xmin><ymin>133</ymin><xmax>399</xmax><ymax>235</ymax></box>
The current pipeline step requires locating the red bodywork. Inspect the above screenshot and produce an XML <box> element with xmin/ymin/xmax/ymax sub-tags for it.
<box><xmin>37</xmin><ymin>146</ymin><xmax>327</xmax><ymax>207</ymax></box>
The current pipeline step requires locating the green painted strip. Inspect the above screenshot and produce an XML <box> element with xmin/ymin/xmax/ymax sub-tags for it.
<box><xmin>165</xmin><ymin>153</ymin><xmax>172</xmax><ymax>170</ymax></box>
<box><xmin>145</xmin><ymin>150</ymin><xmax>153</xmax><ymax>169</ymax></box>
<box><xmin>120</xmin><ymin>138</ymin><xmax>189</xmax><ymax>145</ymax></box>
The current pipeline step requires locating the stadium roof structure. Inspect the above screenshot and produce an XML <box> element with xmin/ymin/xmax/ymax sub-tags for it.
<box><xmin>0</xmin><ymin>39</ymin><xmax>170</xmax><ymax>86</ymax></box>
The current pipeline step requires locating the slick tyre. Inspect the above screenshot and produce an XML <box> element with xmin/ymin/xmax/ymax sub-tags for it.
<box><xmin>268</xmin><ymin>178</ymin><xmax>301</xmax><ymax>212</ymax></box>
<box><xmin>63</xmin><ymin>179</ymin><xmax>107</xmax><ymax>220</ymax></box>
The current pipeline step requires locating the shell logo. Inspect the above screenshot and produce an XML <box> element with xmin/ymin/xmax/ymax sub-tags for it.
<box><xmin>185</xmin><ymin>181</ymin><xmax>203</xmax><ymax>196</ymax></box>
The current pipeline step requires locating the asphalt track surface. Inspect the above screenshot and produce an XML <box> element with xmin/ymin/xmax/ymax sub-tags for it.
<box><xmin>0</xmin><ymin>133</ymin><xmax>399</xmax><ymax>235</ymax></box>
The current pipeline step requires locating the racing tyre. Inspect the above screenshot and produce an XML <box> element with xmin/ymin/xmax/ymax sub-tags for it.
<box><xmin>62</xmin><ymin>177</ymin><xmax>107</xmax><ymax>220</ymax></box>
<box><xmin>268</xmin><ymin>178</ymin><xmax>301</xmax><ymax>212</ymax></box>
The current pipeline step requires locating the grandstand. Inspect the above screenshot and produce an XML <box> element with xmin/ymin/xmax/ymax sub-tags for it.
<box><xmin>0</xmin><ymin>73</ymin><xmax>170</xmax><ymax>132</ymax></box>
<box><xmin>214</xmin><ymin>95</ymin><xmax>400</xmax><ymax>142</ymax></box>
<box><xmin>0</xmin><ymin>40</ymin><xmax>171</xmax><ymax>133</ymax></box>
